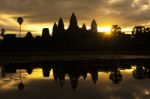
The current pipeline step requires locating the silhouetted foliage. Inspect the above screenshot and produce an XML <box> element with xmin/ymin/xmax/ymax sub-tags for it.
<box><xmin>111</xmin><ymin>25</ymin><xmax>122</xmax><ymax>36</ymax></box>
<box><xmin>25</xmin><ymin>31</ymin><xmax>33</xmax><ymax>39</ymax></box>
<box><xmin>17</xmin><ymin>17</ymin><xmax>23</xmax><ymax>25</ymax></box>
<box><xmin>132</xmin><ymin>26</ymin><xmax>145</xmax><ymax>36</ymax></box>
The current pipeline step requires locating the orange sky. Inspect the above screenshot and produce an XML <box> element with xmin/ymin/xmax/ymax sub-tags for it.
<box><xmin>0</xmin><ymin>0</ymin><xmax>149</xmax><ymax>36</ymax></box>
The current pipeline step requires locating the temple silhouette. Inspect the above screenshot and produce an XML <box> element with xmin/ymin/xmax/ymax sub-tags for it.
<box><xmin>0</xmin><ymin>13</ymin><xmax>150</xmax><ymax>53</ymax></box>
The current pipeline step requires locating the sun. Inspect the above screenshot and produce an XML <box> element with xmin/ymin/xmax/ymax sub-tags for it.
<box><xmin>98</xmin><ymin>26</ymin><xmax>111</xmax><ymax>34</ymax></box>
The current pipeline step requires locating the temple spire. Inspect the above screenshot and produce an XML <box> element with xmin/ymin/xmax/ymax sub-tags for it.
<box><xmin>82</xmin><ymin>23</ymin><xmax>87</xmax><ymax>31</ymax></box>
<box><xmin>58</xmin><ymin>17</ymin><xmax>64</xmax><ymax>31</ymax></box>
<box><xmin>91</xmin><ymin>19</ymin><xmax>98</xmax><ymax>32</ymax></box>
<box><xmin>68</xmin><ymin>13</ymin><xmax>78</xmax><ymax>30</ymax></box>
<box><xmin>52</xmin><ymin>22</ymin><xmax>58</xmax><ymax>37</ymax></box>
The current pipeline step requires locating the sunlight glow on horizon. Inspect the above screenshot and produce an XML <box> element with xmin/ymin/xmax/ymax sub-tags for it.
<box><xmin>24</xmin><ymin>23</ymin><xmax>53</xmax><ymax>36</ymax></box>
<box><xmin>6</xmin><ymin>24</ymin><xmax>113</xmax><ymax>36</ymax></box>
<box><xmin>98</xmin><ymin>26</ymin><xmax>112</xmax><ymax>34</ymax></box>
<box><xmin>0</xmin><ymin>14</ymin><xmax>132</xmax><ymax>36</ymax></box>
<box><xmin>5</xmin><ymin>24</ymin><xmax>133</xmax><ymax>37</ymax></box>
<box><xmin>29</xmin><ymin>25</ymin><xmax>113</xmax><ymax>35</ymax></box>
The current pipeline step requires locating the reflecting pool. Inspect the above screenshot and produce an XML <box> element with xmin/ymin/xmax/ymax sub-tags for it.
<box><xmin>0</xmin><ymin>60</ymin><xmax>150</xmax><ymax>99</ymax></box>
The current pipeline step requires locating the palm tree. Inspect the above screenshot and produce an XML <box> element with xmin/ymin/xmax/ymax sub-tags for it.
<box><xmin>17</xmin><ymin>17</ymin><xmax>24</xmax><ymax>38</ymax></box>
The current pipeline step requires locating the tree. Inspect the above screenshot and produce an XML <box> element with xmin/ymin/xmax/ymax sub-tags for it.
<box><xmin>132</xmin><ymin>26</ymin><xmax>145</xmax><ymax>36</ymax></box>
<box><xmin>17</xmin><ymin>17</ymin><xmax>24</xmax><ymax>37</ymax></box>
<box><xmin>25</xmin><ymin>31</ymin><xmax>33</xmax><ymax>39</ymax></box>
<box><xmin>144</xmin><ymin>27</ymin><xmax>150</xmax><ymax>34</ymax></box>
<box><xmin>111</xmin><ymin>25</ymin><xmax>122</xmax><ymax>36</ymax></box>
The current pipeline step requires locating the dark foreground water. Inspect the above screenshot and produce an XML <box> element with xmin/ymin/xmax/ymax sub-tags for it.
<box><xmin>0</xmin><ymin>60</ymin><xmax>150</xmax><ymax>99</ymax></box>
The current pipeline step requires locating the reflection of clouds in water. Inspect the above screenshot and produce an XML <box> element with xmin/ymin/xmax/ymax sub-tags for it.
<box><xmin>0</xmin><ymin>69</ymin><xmax>28</xmax><ymax>90</ymax></box>
<box><xmin>1</xmin><ymin>80</ymin><xmax>18</xmax><ymax>90</ymax></box>
<box><xmin>0</xmin><ymin>68</ymin><xmax>150</xmax><ymax>99</ymax></box>
<box><xmin>93</xmin><ymin>69</ymin><xmax>150</xmax><ymax>99</ymax></box>
<box><xmin>132</xmin><ymin>89</ymin><xmax>150</xmax><ymax>99</ymax></box>
<box><xmin>143</xmin><ymin>89</ymin><xmax>150</xmax><ymax>96</ymax></box>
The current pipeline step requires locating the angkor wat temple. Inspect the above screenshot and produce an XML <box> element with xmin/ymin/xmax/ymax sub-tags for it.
<box><xmin>1</xmin><ymin>13</ymin><xmax>150</xmax><ymax>53</ymax></box>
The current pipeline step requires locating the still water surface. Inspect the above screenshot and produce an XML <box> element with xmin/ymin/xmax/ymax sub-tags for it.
<box><xmin>0</xmin><ymin>61</ymin><xmax>150</xmax><ymax>99</ymax></box>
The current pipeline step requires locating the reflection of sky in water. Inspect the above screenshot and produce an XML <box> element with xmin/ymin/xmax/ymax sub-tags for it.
<box><xmin>0</xmin><ymin>67</ymin><xmax>150</xmax><ymax>99</ymax></box>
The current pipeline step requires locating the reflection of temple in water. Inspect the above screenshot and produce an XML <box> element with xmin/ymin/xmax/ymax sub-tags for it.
<box><xmin>1</xmin><ymin>60</ymin><xmax>150</xmax><ymax>90</ymax></box>
<box><xmin>90</xmin><ymin>68</ymin><xmax>98</xmax><ymax>84</ymax></box>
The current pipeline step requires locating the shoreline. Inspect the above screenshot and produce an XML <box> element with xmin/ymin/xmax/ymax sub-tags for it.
<box><xmin>1</xmin><ymin>53</ymin><xmax>150</xmax><ymax>64</ymax></box>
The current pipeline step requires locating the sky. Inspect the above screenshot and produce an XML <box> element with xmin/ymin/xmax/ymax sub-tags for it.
<box><xmin>0</xmin><ymin>0</ymin><xmax>150</xmax><ymax>36</ymax></box>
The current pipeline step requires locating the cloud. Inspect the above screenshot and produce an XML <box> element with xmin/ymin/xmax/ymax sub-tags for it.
<box><xmin>0</xmin><ymin>0</ymin><xmax>150</xmax><ymax>34</ymax></box>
